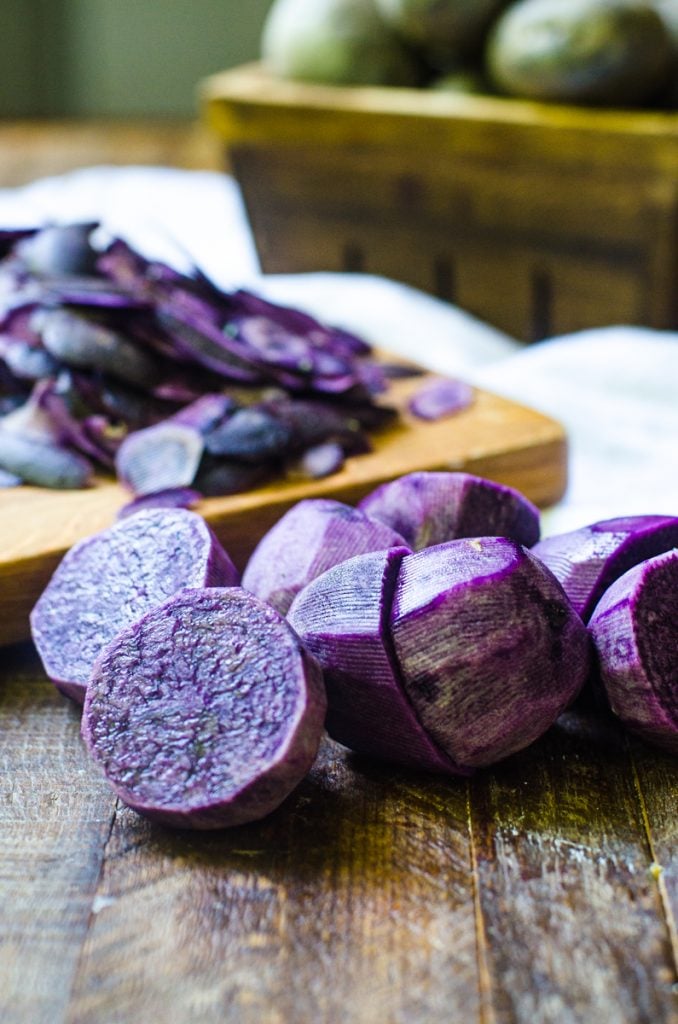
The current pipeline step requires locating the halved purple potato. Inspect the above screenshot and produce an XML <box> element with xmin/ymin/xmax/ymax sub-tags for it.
<box><xmin>82</xmin><ymin>587</ymin><xmax>327</xmax><ymax>829</ymax></box>
<box><xmin>241</xmin><ymin>498</ymin><xmax>407</xmax><ymax>615</ymax></box>
<box><xmin>588</xmin><ymin>549</ymin><xmax>678</xmax><ymax>755</ymax></box>
<box><xmin>288</xmin><ymin>546</ymin><xmax>464</xmax><ymax>774</ymax></box>
<box><xmin>390</xmin><ymin>538</ymin><xmax>590</xmax><ymax>768</ymax></box>
<box><xmin>30</xmin><ymin>508</ymin><xmax>239</xmax><ymax>704</ymax></box>
<box><xmin>531</xmin><ymin>515</ymin><xmax>678</xmax><ymax>621</ymax></box>
<box><xmin>357</xmin><ymin>471</ymin><xmax>540</xmax><ymax>551</ymax></box>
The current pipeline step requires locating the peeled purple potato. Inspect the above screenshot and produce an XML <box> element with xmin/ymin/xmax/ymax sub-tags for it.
<box><xmin>30</xmin><ymin>508</ymin><xmax>239</xmax><ymax>704</ymax></box>
<box><xmin>288</xmin><ymin>546</ymin><xmax>463</xmax><ymax>774</ymax></box>
<box><xmin>390</xmin><ymin>538</ymin><xmax>590</xmax><ymax>768</ymax></box>
<box><xmin>531</xmin><ymin>515</ymin><xmax>678</xmax><ymax>622</ymax></box>
<box><xmin>241</xmin><ymin>498</ymin><xmax>407</xmax><ymax>615</ymax></box>
<box><xmin>358</xmin><ymin>471</ymin><xmax>540</xmax><ymax>551</ymax></box>
<box><xmin>588</xmin><ymin>550</ymin><xmax>678</xmax><ymax>755</ymax></box>
<box><xmin>82</xmin><ymin>587</ymin><xmax>327</xmax><ymax>829</ymax></box>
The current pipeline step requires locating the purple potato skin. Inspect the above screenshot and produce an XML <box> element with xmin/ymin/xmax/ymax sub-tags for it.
<box><xmin>358</xmin><ymin>471</ymin><xmax>540</xmax><ymax>552</ymax></box>
<box><xmin>288</xmin><ymin>546</ymin><xmax>465</xmax><ymax>774</ymax></box>
<box><xmin>30</xmin><ymin>508</ymin><xmax>239</xmax><ymax>704</ymax></box>
<box><xmin>390</xmin><ymin>537</ymin><xmax>590</xmax><ymax>768</ymax></box>
<box><xmin>588</xmin><ymin>549</ymin><xmax>678</xmax><ymax>755</ymax></box>
<box><xmin>241</xmin><ymin>498</ymin><xmax>407</xmax><ymax>615</ymax></box>
<box><xmin>82</xmin><ymin>587</ymin><xmax>327</xmax><ymax>829</ymax></box>
<box><xmin>531</xmin><ymin>515</ymin><xmax>678</xmax><ymax>622</ymax></box>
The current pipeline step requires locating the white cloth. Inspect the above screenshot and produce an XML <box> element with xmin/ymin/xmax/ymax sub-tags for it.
<box><xmin>1</xmin><ymin>165</ymin><xmax>676</xmax><ymax>535</ymax></box>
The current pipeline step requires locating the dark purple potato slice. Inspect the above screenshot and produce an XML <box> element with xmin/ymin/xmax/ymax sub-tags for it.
<box><xmin>204</xmin><ymin>405</ymin><xmax>293</xmax><ymax>461</ymax></box>
<box><xmin>0</xmin><ymin>227</ymin><xmax>38</xmax><ymax>258</ymax></box>
<box><xmin>0</xmin><ymin>467</ymin><xmax>21</xmax><ymax>486</ymax></box>
<box><xmin>242</xmin><ymin>498</ymin><xmax>408</xmax><ymax>615</ymax></box>
<box><xmin>531</xmin><ymin>515</ymin><xmax>678</xmax><ymax>621</ymax></box>
<box><xmin>358</xmin><ymin>471</ymin><xmax>540</xmax><ymax>551</ymax></box>
<box><xmin>408</xmin><ymin>377</ymin><xmax>474</xmax><ymax>421</ymax></box>
<box><xmin>390</xmin><ymin>538</ymin><xmax>590</xmax><ymax>768</ymax></box>
<box><xmin>0</xmin><ymin>336</ymin><xmax>59</xmax><ymax>381</ymax></box>
<box><xmin>588</xmin><ymin>549</ymin><xmax>678</xmax><ymax>754</ymax></box>
<box><xmin>117</xmin><ymin>487</ymin><xmax>201</xmax><ymax>519</ymax></box>
<box><xmin>15</xmin><ymin>223</ymin><xmax>98</xmax><ymax>276</ymax></box>
<box><xmin>41</xmin><ymin>276</ymin><xmax>149</xmax><ymax>309</ymax></box>
<box><xmin>193</xmin><ymin>457</ymin><xmax>272</xmax><ymax>498</ymax></box>
<box><xmin>30</xmin><ymin>508</ymin><xmax>239</xmax><ymax>704</ymax></box>
<box><xmin>81</xmin><ymin>587</ymin><xmax>327</xmax><ymax>829</ymax></box>
<box><xmin>288</xmin><ymin>547</ymin><xmax>465</xmax><ymax>774</ymax></box>
<box><xmin>37</xmin><ymin>308</ymin><xmax>160</xmax><ymax>388</ymax></box>
<box><xmin>0</xmin><ymin>430</ymin><xmax>92</xmax><ymax>488</ymax></box>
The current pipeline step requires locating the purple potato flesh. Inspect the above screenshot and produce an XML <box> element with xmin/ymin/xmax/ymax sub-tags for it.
<box><xmin>358</xmin><ymin>471</ymin><xmax>540</xmax><ymax>551</ymax></box>
<box><xmin>531</xmin><ymin>515</ymin><xmax>678</xmax><ymax>622</ymax></box>
<box><xmin>588</xmin><ymin>549</ymin><xmax>678</xmax><ymax>754</ymax></box>
<box><xmin>115</xmin><ymin>420</ymin><xmax>204</xmax><ymax>496</ymax></box>
<box><xmin>30</xmin><ymin>508</ymin><xmax>239</xmax><ymax>704</ymax></box>
<box><xmin>288</xmin><ymin>547</ymin><xmax>465</xmax><ymax>774</ymax></box>
<box><xmin>82</xmin><ymin>587</ymin><xmax>327</xmax><ymax>829</ymax></box>
<box><xmin>285</xmin><ymin>441</ymin><xmax>345</xmax><ymax>480</ymax></box>
<box><xmin>407</xmin><ymin>377</ymin><xmax>474</xmax><ymax>421</ymax></box>
<box><xmin>390</xmin><ymin>538</ymin><xmax>590</xmax><ymax>768</ymax></box>
<box><xmin>241</xmin><ymin>498</ymin><xmax>408</xmax><ymax>615</ymax></box>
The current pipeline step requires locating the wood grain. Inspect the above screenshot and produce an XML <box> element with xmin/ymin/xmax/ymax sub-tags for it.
<box><xmin>0</xmin><ymin>644</ymin><xmax>115</xmax><ymax>1024</ymax></box>
<box><xmin>202</xmin><ymin>64</ymin><xmax>678</xmax><ymax>341</ymax></box>
<box><xmin>0</xmin><ymin>379</ymin><xmax>566</xmax><ymax>647</ymax></box>
<box><xmin>1</xmin><ymin>645</ymin><xmax>676</xmax><ymax>1024</ymax></box>
<box><xmin>470</xmin><ymin>712</ymin><xmax>678</xmax><ymax>1024</ymax></box>
<box><xmin>0</xmin><ymin>118</ymin><xmax>222</xmax><ymax>188</ymax></box>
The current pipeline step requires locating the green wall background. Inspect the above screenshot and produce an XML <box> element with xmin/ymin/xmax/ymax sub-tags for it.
<box><xmin>0</xmin><ymin>0</ymin><xmax>274</xmax><ymax>117</ymax></box>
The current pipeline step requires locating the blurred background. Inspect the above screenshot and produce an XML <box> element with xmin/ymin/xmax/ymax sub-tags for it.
<box><xmin>0</xmin><ymin>0</ymin><xmax>273</xmax><ymax>184</ymax></box>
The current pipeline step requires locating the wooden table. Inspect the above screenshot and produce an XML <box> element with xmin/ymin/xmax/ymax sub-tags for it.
<box><xmin>2</xmin><ymin>640</ymin><xmax>675</xmax><ymax>1024</ymax></box>
<box><xmin>0</xmin><ymin>119</ymin><xmax>222</xmax><ymax>188</ymax></box>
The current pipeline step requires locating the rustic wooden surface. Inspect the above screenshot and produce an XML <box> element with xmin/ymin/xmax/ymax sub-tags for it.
<box><xmin>1</xmin><ymin>639</ymin><xmax>675</xmax><ymax>1024</ymax></box>
<box><xmin>202</xmin><ymin>64</ymin><xmax>678</xmax><ymax>342</ymax></box>
<box><xmin>0</xmin><ymin>380</ymin><xmax>566</xmax><ymax>647</ymax></box>
<box><xmin>0</xmin><ymin>118</ymin><xmax>222</xmax><ymax>188</ymax></box>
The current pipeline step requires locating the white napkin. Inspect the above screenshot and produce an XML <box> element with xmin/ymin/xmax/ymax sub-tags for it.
<box><xmin>1</xmin><ymin>165</ymin><xmax>676</xmax><ymax>535</ymax></box>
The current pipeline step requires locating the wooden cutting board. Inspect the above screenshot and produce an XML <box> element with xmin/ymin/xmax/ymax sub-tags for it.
<box><xmin>0</xmin><ymin>373</ymin><xmax>566</xmax><ymax>647</ymax></box>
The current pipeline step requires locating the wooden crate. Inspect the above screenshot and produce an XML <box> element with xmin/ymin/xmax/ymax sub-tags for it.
<box><xmin>201</xmin><ymin>63</ymin><xmax>678</xmax><ymax>342</ymax></box>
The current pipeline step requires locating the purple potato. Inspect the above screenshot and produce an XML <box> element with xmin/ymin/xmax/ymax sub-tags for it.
<box><xmin>588</xmin><ymin>549</ymin><xmax>678</xmax><ymax>754</ymax></box>
<box><xmin>407</xmin><ymin>377</ymin><xmax>474</xmax><ymax>421</ymax></box>
<box><xmin>82</xmin><ymin>587</ymin><xmax>327</xmax><ymax>829</ymax></box>
<box><xmin>15</xmin><ymin>223</ymin><xmax>98</xmax><ymax>277</ymax></box>
<box><xmin>0</xmin><ymin>430</ymin><xmax>92</xmax><ymax>489</ymax></box>
<box><xmin>0</xmin><ymin>467</ymin><xmax>21</xmax><ymax>486</ymax></box>
<box><xmin>116</xmin><ymin>420</ymin><xmax>204</xmax><ymax>496</ymax></box>
<box><xmin>288</xmin><ymin>547</ymin><xmax>464</xmax><ymax>774</ymax></box>
<box><xmin>241</xmin><ymin>498</ymin><xmax>408</xmax><ymax>615</ymax></box>
<box><xmin>193</xmin><ymin>457</ymin><xmax>272</xmax><ymax>498</ymax></box>
<box><xmin>37</xmin><ymin>308</ymin><xmax>160</xmax><ymax>389</ymax></box>
<box><xmin>390</xmin><ymin>538</ymin><xmax>590</xmax><ymax>768</ymax></box>
<box><xmin>531</xmin><ymin>515</ymin><xmax>678</xmax><ymax>621</ymax></box>
<box><xmin>285</xmin><ymin>440</ymin><xmax>346</xmax><ymax>480</ymax></box>
<box><xmin>204</xmin><ymin>405</ymin><xmax>293</xmax><ymax>461</ymax></box>
<box><xmin>30</xmin><ymin>508</ymin><xmax>239</xmax><ymax>704</ymax></box>
<box><xmin>117</xmin><ymin>487</ymin><xmax>202</xmax><ymax>519</ymax></box>
<box><xmin>358</xmin><ymin>471</ymin><xmax>540</xmax><ymax>551</ymax></box>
